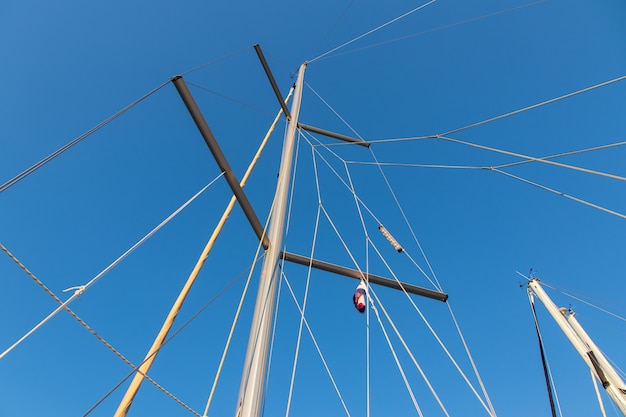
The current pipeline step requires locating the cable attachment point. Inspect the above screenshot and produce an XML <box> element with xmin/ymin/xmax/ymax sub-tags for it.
<box><xmin>63</xmin><ymin>285</ymin><xmax>86</xmax><ymax>299</ymax></box>
<box><xmin>378</xmin><ymin>225</ymin><xmax>404</xmax><ymax>253</ymax></box>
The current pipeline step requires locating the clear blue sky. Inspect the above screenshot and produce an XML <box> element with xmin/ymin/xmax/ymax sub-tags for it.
<box><xmin>1</xmin><ymin>1</ymin><xmax>626</xmax><ymax>416</ymax></box>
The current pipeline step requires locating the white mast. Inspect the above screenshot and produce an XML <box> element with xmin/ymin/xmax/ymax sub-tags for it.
<box><xmin>234</xmin><ymin>62</ymin><xmax>307</xmax><ymax>417</ymax></box>
<box><xmin>528</xmin><ymin>279</ymin><xmax>626</xmax><ymax>415</ymax></box>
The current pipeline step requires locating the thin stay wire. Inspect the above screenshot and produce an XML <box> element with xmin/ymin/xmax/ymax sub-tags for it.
<box><xmin>438</xmin><ymin>75</ymin><xmax>626</xmax><ymax>137</ymax></box>
<box><xmin>367</xmin><ymin>238</ymin><xmax>497</xmax><ymax>416</ymax></box>
<box><xmin>0</xmin><ymin>243</ymin><xmax>197</xmax><ymax>414</ymax></box>
<box><xmin>322</xmin><ymin>0</ymin><xmax>548</xmax><ymax>61</ymax></box>
<box><xmin>368</xmin><ymin>286</ymin><xmax>450</xmax><ymax>417</ymax></box>
<box><xmin>492</xmin><ymin>168</ymin><xmax>626</xmax><ymax>220</ymax></box>
<box><xmin>181</xmin><ymin>46</ymin><xmax>252</xmax><ymax>76</ymax></box>
<box><xmin>0</xmin><ymin>80</ymin><xmax>170</xmax><ymax>194</ymax></box>
<box><xmin>281</xmin><ymin>272</ymin><xmax>353</xmax><ymax>417</ymax></box>
<box><xmin>309</xmin><ymin>0</ymin><xmax>436</xmax><ymax>63</ymax></box>
<box><xmin>441</xmin><ymin>136</ymin><xmax>626</xmax><ymax>183</ymax></box>
<box><xmin>83</xmin><ymin>259</ymin><xmax>258</xmax><ymax>417</ymax></box>
<box><xmin>369</xmin><ymin>299</ymin><xmax>425</xmax><ymax>417</ymax></box>
<box><xmin>0</xmin><ymin>174</ymin><xmax>223</xmax><ymax>360</ymax></box>
<box><xmin>363</xmin><ymin>74</ymin><xmax>626</xmax><ymax>145</ymax></box>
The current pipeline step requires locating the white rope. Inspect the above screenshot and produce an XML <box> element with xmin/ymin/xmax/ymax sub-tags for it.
<box><xmin>370</xmin><ymin>301</ymin><xmax>425</xmax><ymax>417</ymax></box>
<box><xmin>281</xmin><ymin>272</ymin><xmax>353</xmax><ymax>417</ymax></box>
<box><xmin>309</xmin><ymin>0</ymin><xmax>436</xmax><ymax>63</ymax></box>
<box><xmin>0</xmin><ymin>174</ymin><xmax>223</xmax><ymax>360</ymax></box>
<box><xmin>368</xmin><ymin>238</ymin><xmax>496</xmax><ymax>415</ymax></box>
<box><xmin>369</xmin><ymin>286</ymin><xmax>450</xmax><ymax>417</ymax></box>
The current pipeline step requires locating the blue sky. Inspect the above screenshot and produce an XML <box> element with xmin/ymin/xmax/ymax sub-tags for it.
<box><xmin>1</xmin><ymin>1</ymin><xmax>626</xmax><ymax>416</ymax></box>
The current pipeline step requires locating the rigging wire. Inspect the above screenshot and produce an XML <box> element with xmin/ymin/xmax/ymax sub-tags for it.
<box><xmin>362</xmin><ymin>75</ymin><xmax>626</xmax><ymax>145</ymax></box>
<box><xmin>493</xmin><ymin>140</ymin><xmax>626</xmax><ymax>170</ymax></box>
<box><xmin>366</xmin><ymin>145</ymin><xmax>443</xmax><ymax>292</ymax></box>
<box><xmin>320</xmin><ymin>0</ymin><xmax>548</xmax><ymax>61</ymax></box>
<box><xmin>440</xmin><ymin>136</ymin><xmax>626</xmax><ymax>183</ymax></box>
<box><xmin>438</xmin><ymin>75</ymin><xmax>626</xmax><ymax>137</ymax></box>
<box><xmin>308</xmin><ymin>0</ymin><xmax>436</xmax><ymax>63</ymax></box>
<box><xmin>538</xmin><ymin>280</ymin><xmax>626</xmax><ymax>323</ymax></box>
<box><xmin>302</xmin><ymin>133</ymin><xmax>439</xmax><ymax>289</ymax></box>
<box><xmin>367</xmin><ymin>238</ymin><xmax>497</xmax><ymax>416</ymax></box>
<box><xmin>307</xmin><ymin>0</ymin><xmax>357</xmax><ymax>62</ymax></box>
<box><xmin>491</xmin><ymin>168</ymin><xmax>626</xmax><ymax>220</ymax></box>
<box><xmin>281</xmin><ymin>272</ymin><xmax>353</xmax><ymax>417</ymax></box>
<box><xmin>0</xmin><ymin>80</ymin><xmax>170</xmax><ymax>195</ymax></box>
<box><xmin>0</xmin><ymin>174</ymin><xmax>223</xmax><ymax>361</ymax></box>
<box><xmin>83</xmin><ymin>259</ymin><xmax>258</xmax><ymax>417</ymax></box>
<box><xmin>369</xmin><ymin>300</ymin><xmax>426</xmax><ymax>417</ymax></box>
<box><xmin>187</xmin><ymin>81</ymin><xmax>279</xmax><ymax>118</ymax></box>
<box><xmin>284</xmin><ymin>163</ymin><xmax>322</xmax><ymax>417</ymax></box>
<box><xmin>302</xmin><ymin>82</ymin><xmax>499</xmax><ymax>414</ymax></box>
<box><xmin>181</xmin><ymin>46</ymin><xmax>252</xmax><ymax>76</ymax></box>
<box><xmin>369</xmin><ymin>286</ymin><xmax>451</xmax><ymax>417</ymax></box>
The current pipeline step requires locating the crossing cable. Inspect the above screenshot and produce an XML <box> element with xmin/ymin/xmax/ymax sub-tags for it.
<box><xmin>369</xmin><ymin>298</ymin><xmax>425</xmax><ymax>417</ymax></box>
<box><xmin>438</xmin><ymin>75</ymin><xmax>626</xmax><ymax>137</ymax></box>
<box><xmin>535</xmin><ymin>279</ymin><xmax>626</xmax><ymax>323</ymax></box>
<box><xmin>367</xmin><ymin>145</ymin><xmax>443</xmax><ymax>292</ymax></box>
<box><xmin>362</xmin><ymin>75</ymin><xmax>626</xmax><ymax>145</ymax></box>
<box><xmin>301</xmin><ymin>133</ymin><xmax>440</xmax><ymax>290</ymax></box>
<box><xmin>321</xmin><ymin>0</ymin><xmax>548</xmax><ymax>61</ymax></box>
<box><xmin>0</xmin><ymin>174</ymin><xmax>223</xmax><ymax>360</ymax></box>
<box><xmin>492</xmin><ymin>168</ymin><xmax>626</xmax><ymax>220</ymax></box>
<box><xmin>368</xmin><ymin>286</ymin><xmax>448</xmax><ymax>417</ymax></box>
<box><xmin>83</xmin><ymin>258</ymin><xmax>256</xmax><ymax>417</ymax></box>
<box><xmin>308</xmin><ymin>0</ymin><xmax>436</xmax><ymax>63</ymax></box>
<box><xmin>345</xmin><ymin>139</ymin><xmax>626</xmax><ymax>172</ymax></box>
<box><xmin>281</xmin><ymin>272</ymin><xmax>353</xmax><ymax>417</ymax></box>
<box><xmin>181</xmin><ymin>46</ymin><xmax>252</xmax><ymax>76</ymax></box>
<box><xmin>367</xmin><ymin>237</ymin><xmax>496</xmax><ymax>416</ymax></box>
<box><xmin>0</xmin><ymin>80</ymin><xmax>170</xmax><ymax>194</ymax></box>
<box><xmin>440</xmin><ymin>136</ymin><xmax>626</xmax><ymax>183</ymax></box>
<box><xmin>302</xmin><ymin>84</ymin><xmax>443</xmax><ymax>291</ymax></box>
<box><xmin>0</xmin><ymin>250</ymin><xmax>200</xmax><ymax>415</ymax></box>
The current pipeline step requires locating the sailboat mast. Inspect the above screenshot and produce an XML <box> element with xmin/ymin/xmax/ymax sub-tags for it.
<box><xmin>234</xmin><ymin>62</ymin><xmax>307</xmax><ymax>417</ymax></box>
<box><xmin>528</xmin><ymin>279</ymin><xmax>626</xmax><ymax>415</ymax></box>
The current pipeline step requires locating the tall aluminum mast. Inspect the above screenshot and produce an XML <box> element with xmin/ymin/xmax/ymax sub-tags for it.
<box><xmin>528</xmin><ymin>279</ymin><xmax>626</xmax><ymax>415</ymax></box>
<box><xmin>234</xmin><ymin>62</ymin><xmax>307</xmax><ymax>417</ymax></box>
